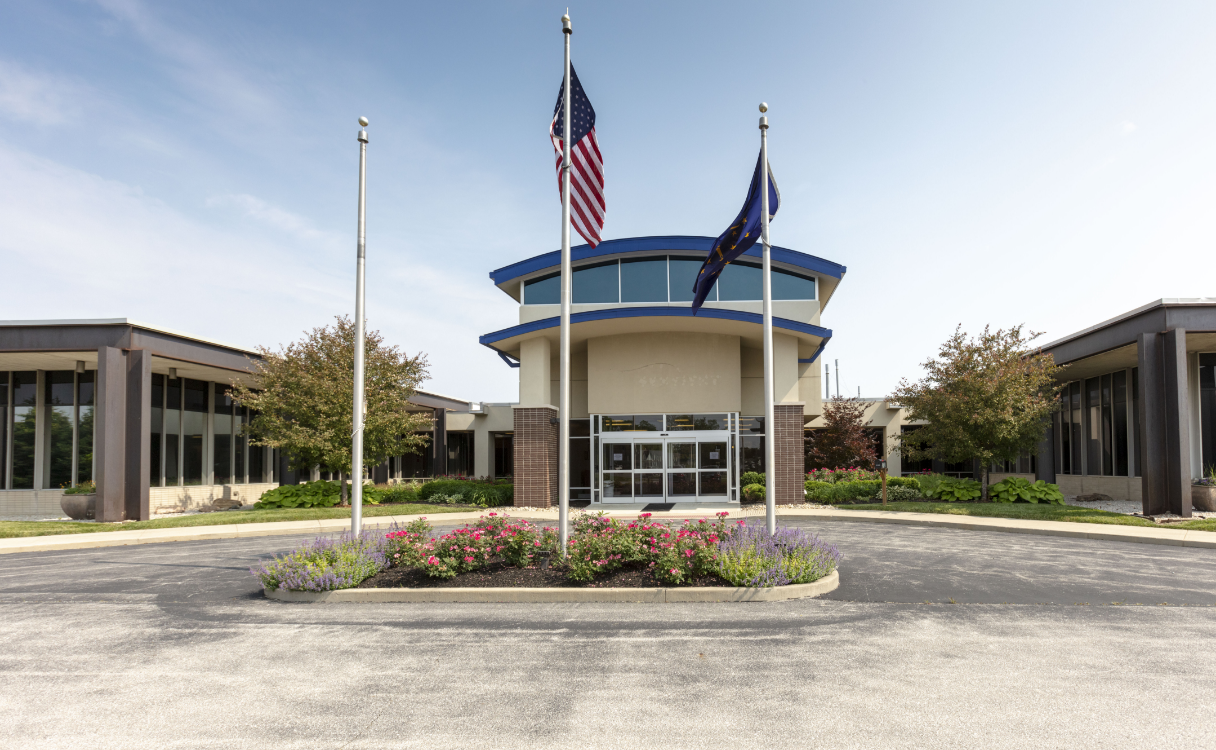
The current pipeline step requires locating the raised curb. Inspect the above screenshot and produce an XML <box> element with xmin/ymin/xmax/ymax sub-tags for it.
<box><xmin>264</xmin><ymin>570</ymin><xmax>840</xmax><ymax>603</ymax></box>
<box><xmin>2</xmin><ymin>507</ymin><xmax>1214</xmax><ymax>555</ymax></box>
<box><xmin>0</xmin><ymin>511</ymin><xmax>541</xmax><ymax>555</ymax></box>
<box><xmin>795</xmin><ymin>508</ymin><xmax>1216</xmax><ymax>549</ymax></box>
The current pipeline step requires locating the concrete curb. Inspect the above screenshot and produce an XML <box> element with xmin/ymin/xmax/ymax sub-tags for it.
<box><xmin>263</xmin><ymin>570</ymin><xmax>840</xmax><ymax>603</ymax></box>
<box><xmin>788</xmin><ymin>508</ymin><xmax>1216</xmax><ymax>549</ymax></box>
<box><xmin>0</xmin><ymin>511</ymin><xmax>549</xmax><ymax>555</ymax></box>
<box><xmin>2</xmin><ymin>507</ymin><xmax>1214</xmax><ymax>555</ymax></box>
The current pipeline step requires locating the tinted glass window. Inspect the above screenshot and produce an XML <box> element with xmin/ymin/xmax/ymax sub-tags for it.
<box><xmin>717</xmin><ymin>262</ymin><xmax>762</xmax><ymax>301</ymax></box>
<box><xmin>668</xmin><ymin>257</ymin><xmax>706</xmax><ymax>303</ymax></box>
<box><xmin>524</xmin><ymin>273</ymin><xmax>559</xmax><ymax>305</ymax></box>
<box><xmin>184</xmin><ymin>380</ymin><xmax>208</xmax><ymax>412</ymax></box>
<box><xmin>772</xmin><ymin>269</ymin><xmax>816</xmax><ymax>300</ymax></box>
<box><xmin>620</xmin><ymin>258</ymin><xmax>667</xmax><ymax>302</ymax></box>
<box><xmin>573</xmin><ymin>261</ymin><xmax>618</xmax><ymax>303</ymax></box>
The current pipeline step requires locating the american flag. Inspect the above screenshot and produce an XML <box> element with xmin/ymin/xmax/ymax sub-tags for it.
<box><xmin>551</xmin><ymin>65</ymin><xmax>604</xmax><ymax>247</ymax></box>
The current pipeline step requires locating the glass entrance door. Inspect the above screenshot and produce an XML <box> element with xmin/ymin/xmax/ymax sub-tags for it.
<box><xmin>600</xmin><ymin>433</ymin><xmax>731</xmax><ymax>503</ymax></box>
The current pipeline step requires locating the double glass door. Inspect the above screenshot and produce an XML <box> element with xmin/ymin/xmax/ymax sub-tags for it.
<box><xmin>600</xmin><ymin>432</ymin><xmax>730</xmax><ymax>503</ymax></box>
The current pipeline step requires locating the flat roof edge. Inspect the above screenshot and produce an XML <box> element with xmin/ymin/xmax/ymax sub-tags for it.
<box><xmin>0</xmin><ymin>318</ymin><xmax>260</xmax><ymax>357</ymax></box>
<box><xmin>1039</xmin><ymin>299</ymin><xmax>1216</xmax><ymax>352</ymax></box>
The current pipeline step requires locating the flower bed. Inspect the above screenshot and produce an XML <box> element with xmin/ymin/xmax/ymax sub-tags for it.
<box><xmin>251</xmin><ymin>512</ymin><xmax>840</xmax><ymax>593</ymax></box>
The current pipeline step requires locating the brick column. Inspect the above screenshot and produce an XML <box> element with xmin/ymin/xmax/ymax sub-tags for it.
<box><xmin>773</xmin><ymin>403</ymin><xmax>805</xmax><ymax>505</ymax></box>
<box><xmin>513</xmin><ymin>406</ymin><xmax>558</xmax><ymax>507</ymax></box>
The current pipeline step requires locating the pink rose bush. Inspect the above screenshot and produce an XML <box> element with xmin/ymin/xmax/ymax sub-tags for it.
<box><xmin>385</xmin><ymin>513</ymin><xmax>557</xmax><ymax>580</ymax></box>
<box><xmin>565</xmin><ymin>512</ymin><xmax>736</xmax><ymax>585</ymax></box>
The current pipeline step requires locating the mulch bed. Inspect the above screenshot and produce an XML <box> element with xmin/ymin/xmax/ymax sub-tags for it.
<box><xmin>358</xmin><ymin>558</ymin><xmax>734</xmax><ymax>589</ymax></box>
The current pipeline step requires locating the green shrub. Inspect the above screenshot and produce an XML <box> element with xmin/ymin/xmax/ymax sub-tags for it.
<box><xmin>828</xmin><ymin>480</ymin><xmax>882</xmax><ymax>503</ymax></box>
<box><xmin>887</xmin><ymin>476</ymin><xmax>920</xmax><ymax>490</ymax></box>
<box><xmin>742</xmin><ymin>483</ymin><xmax>765</xmax><ymax>502</ymax></box>
<box><xmin>380</xmin><ymin>485</ymin><xmax>419</xmax><ymax>504</ymax></box>
<box><xmin>804</xmin><ymin>480</ymin><xmax>834</xmax><ymax>502</ymax></box>
<box><xmin>741</xmin><ymin>471</ymin><xmax>765</xmax><ymax>487</ymax></box>
<box><xmin>989</xmin><ymin>477</ymin><xmax>1064</xmax><ymax>504</ymax></box>
<box><xmin>256</xmin><ymin>481</ymin><xmax>341</xmax><ymax>509</ymax></box>
<box><xmin>926</xmin><ymin>476</ymin><xmax>982</xmax><ymax>502</ymax></box>
<box><xmin>416</xmin><ymin>479</ymin><xmax>513</xmax><ymax>507</ymax></box>
<box><xmin>886</xmin><ymin>485</ymin><xmax>924</xmax><ymax>502</ymax></box>
<box><xmin>913</xmin><ymin>473</ymin><xmax>946</xmax><ymax>497</ymax></box>
<box><xmin>255</xmin><ymin>480</ymin><xmax>383</xmax><ymax>509</ymax></box>
<box><xmin>63</xmin><ymin>480</ymin><xmax>96</xmax><ymax>495</ymax></box>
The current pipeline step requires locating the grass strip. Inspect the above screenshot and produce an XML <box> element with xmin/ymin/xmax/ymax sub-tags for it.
<box><xmin>0</xmin><ymin>504</ymin><xmax>473</xmax><ymax>539</ymax></box>
<box><xmin>833</xmin><ymin>502</ymin><xmax>1216</xmax><ymax>532</ymax></box>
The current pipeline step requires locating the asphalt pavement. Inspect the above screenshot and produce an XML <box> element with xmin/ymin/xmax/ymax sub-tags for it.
<box><xmin>2</xmin><ymin>520</ymin><xmax>1215</xmax><ymax>749</ymax></box>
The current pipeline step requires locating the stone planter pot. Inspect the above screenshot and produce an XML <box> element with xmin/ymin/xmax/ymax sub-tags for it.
<box><xmin>1191</xmin><ymin>485</ymin><xmax>1216</xmax><ymax>512</ymax></box>
<box><xmin>60</xmin><ymin>494</ymin><xmax>96</xmax><ymax>520</ymax></box>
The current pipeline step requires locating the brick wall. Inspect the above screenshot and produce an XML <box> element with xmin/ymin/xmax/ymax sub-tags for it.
<box><xmin>513</xmin><ymin>406</ymin><xmax>558</xmax><ymax>507</ymax></box>
<box><xmin>773</xmin><ymin>404</ymin><xmax>805</xmax><ymax>504</ymax></box>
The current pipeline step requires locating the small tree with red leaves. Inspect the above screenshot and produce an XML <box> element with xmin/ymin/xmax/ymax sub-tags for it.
<box><xmin>806</xmin><ymin>396</ymin><xmax>879</xmax><ymax>471</ymax></box>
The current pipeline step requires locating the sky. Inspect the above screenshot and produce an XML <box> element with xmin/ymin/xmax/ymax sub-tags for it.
<box><xmin>1</xmin><ymin>1</ymin><xmax>1215</xmax><ymax>403</ymax></box>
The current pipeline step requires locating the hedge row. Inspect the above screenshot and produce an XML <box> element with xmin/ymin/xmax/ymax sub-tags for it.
<box><xmin>804</xmin><ymin>477</ymin><xmax>920</xmax><ymax>504</ymax></box>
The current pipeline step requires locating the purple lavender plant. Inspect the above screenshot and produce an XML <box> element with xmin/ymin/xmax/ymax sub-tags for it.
<box><xmin>250</xmin><ymin>529</ymin><xmax>390</xmax><ymax>592</ymax></box>
<box><xmin>715</xmin><ymin>523</ymin><xmax>840</xmax><ymax>587</ymax></box>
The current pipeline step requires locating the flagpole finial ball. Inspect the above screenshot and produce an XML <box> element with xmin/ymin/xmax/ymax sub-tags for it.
<box><xmin>358</xmin><ymin>117</ymin><xmax>369</xmax><ymax>127</ymax></box>
<box><xmin>759</xmin><ymin>102</ymin><xmax>768</xmax><ymax>113</ymax></box>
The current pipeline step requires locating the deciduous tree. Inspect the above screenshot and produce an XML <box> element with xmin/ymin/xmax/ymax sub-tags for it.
<box><xmin>230</xmin><ymin>316</ymin><xmax>433</xmax><ymax>502</ymax></box>
<box><xmin>890</xmin><ymin>324</ymin><xmax>1064</xmax><ymax>501</ymax></box>
<box><xmin>806</xmin><ymin>396</ymin><xmax>879</xmax><ymax>471</ymax></box>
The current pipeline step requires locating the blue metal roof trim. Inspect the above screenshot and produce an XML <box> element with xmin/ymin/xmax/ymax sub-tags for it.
<box><xmin>488</xmin><ymin>235</ymin><xmax>847</xmax><ymax>286</ymax></box>
<box><xmin>799</xmin><ymin>338</ymin><xmax>830</xmax><ymax>364</ymax></box>
<box><xmin>478</xmin><ymin>305</ymin><xmax>832</xmax><ymax>347</ymax></box>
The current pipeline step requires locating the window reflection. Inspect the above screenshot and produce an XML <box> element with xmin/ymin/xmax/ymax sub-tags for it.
<box><xmin>183</xmin><ymin>379</ymin><xmax>207</xmax><ymax>486</ymax></box>
<box><xmin>522</xmin><ymin>254</ymin><xmax>816</xmax><ymax>305</ymax></box>
<box><xmin>11</xmin><ymin>372</ymin><xmax>36</xmax><ymax>489</ymax></box>
<box><xmin>45</xmin><ymin>371</ymin><xmax>74</xmax><ymax>489</ymax></box>
<box><xmin>573</xmin><ymin>261</ymin><xmax>619</xmax><ymax>303</ymax></box>
<box><xmin>620</xmin><ymin>258</ymin><xmax>667</xmax><ymax>302</ymax></box>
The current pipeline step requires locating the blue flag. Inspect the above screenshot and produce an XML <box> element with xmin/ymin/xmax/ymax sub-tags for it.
<box><xmin>691</xmin><ymin>151</ymin><xmax>780</xmax><ymax>313</ymax></box>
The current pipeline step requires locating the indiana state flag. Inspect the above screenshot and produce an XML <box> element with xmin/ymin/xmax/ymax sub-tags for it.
<box><xmin>691</xmin><ymin>151</ymin><xmax>780</xmax><ymax>313</ymax></box>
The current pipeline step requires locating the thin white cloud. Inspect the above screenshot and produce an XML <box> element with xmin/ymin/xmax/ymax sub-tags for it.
<box><xmin>207</xmin><ymin>193</ymin><xmax>339</xmax><ymax>246</ymax></box>
<box><xmin>0</xmin><ymin>60</ymin><xmax>86</xmax><ymax>124</ymax></box>
<box><xmin>0</xmin><ymin>140</ymin><xmax>518</xmax><ymax>400</ymax></box>
<box><xmin>92</xmin><ymin>0</ymin><xmax>278</xmax><ymax>124</ymax></box>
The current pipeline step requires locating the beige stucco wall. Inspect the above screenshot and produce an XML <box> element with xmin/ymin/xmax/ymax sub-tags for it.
<box><xmin>588</xmin><ymin>332</ymin><xmax>741</xmax><ymax>414</ymax></box>
<box><xmin>549</xmin><ymin>349</ymin><xmax>589</xmax><ymax>418</ymax></box>
<box><xmin>740</xmin><ymin>336</ymin><xmax>802</xmax><ymax>416</ymax></box>
<box><xmin>800</xmin><ymin>362</ymin><xmax>824</xmax><ymax>418</ymax></box>
<box><xmin>518</xmin><ymin>337</ymin><xmax>552</xmax><ymax>407</ymax></box>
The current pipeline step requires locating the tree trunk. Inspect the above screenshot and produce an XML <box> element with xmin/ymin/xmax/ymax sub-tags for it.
<box><xmin>981</xmin><ymin>464</ymin><xmax>989</xmax><ymax>503</ymax></box>
<box><xmin>339</xmin><ymin>471</ymin><xmax>348</xmax><ymax>505</ymax></box>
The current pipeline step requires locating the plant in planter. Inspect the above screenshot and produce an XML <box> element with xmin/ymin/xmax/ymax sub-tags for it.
<box><xmin>60</xmin><ymin>481</ymin><xmax>97</xmax><ymax>520</ymax></box>
<box><xmin>1193</xmin><ymin>473</ymin><xmax>1216</xmax><ymax>512</ymax></box>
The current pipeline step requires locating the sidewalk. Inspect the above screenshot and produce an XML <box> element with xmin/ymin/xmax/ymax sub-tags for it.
<box><xmin>1</xmin><ymin>505</ymin><xmax>1214</xmax><ymax>555</ymax></box>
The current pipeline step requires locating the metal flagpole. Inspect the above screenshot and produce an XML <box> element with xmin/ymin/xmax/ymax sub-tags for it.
<box><xmin>351</xmin><ymin>115</ymin><xmax>370</xmax><ymax>536</ymax></box>
<box><xmin>759</xmin><ymin>103</ymin><xmax>776</xmax><ymax>536</ymax></box>
<box><xmin>558</xmin><ymin>13</ymin><xmax>573</xmax><ymax>554</ymax></box>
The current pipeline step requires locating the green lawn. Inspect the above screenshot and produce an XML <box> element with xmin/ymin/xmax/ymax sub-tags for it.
<box><xmin>834</xmin><ymin>502</ymin><xmax>1216</xmax><ymax>532</ymax></box>
<box><xmin>0</xmin><ymin>503</ymin><xmax>475</xmax><ymax>539</ymax></box>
